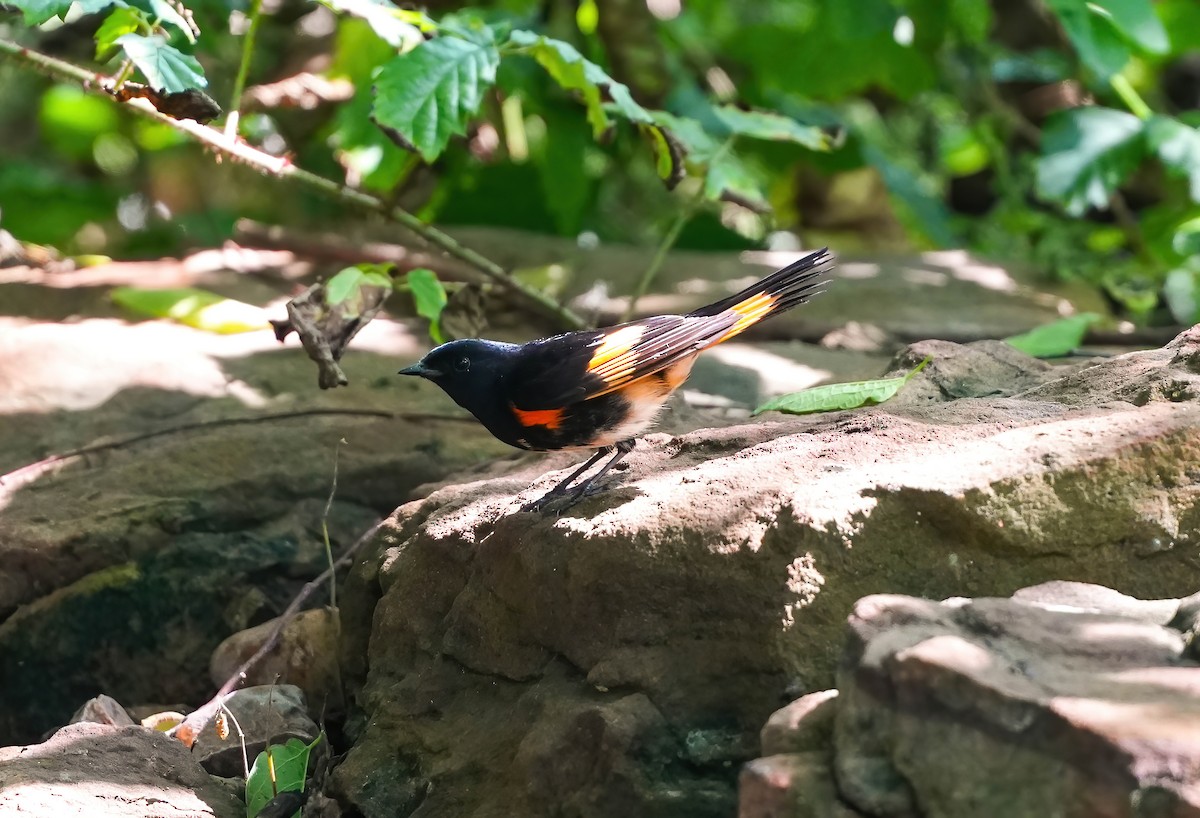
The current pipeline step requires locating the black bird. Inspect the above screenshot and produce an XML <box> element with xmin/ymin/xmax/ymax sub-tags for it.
<box><xmin>399</xmin><ymin>247</ymin><xmax>834</xmax><ymax>510</ymax></box>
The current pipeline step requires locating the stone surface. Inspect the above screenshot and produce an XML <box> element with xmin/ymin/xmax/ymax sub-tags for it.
<box><xmin>192</xmin><ymin>684</ymin><xmax>318</xmax><ymax>778</ymax></box>
<box><xmin>739</xmin><ymin>753</ymin><xmax>864</xmax><ymax>818</ymax></box>
<box><xmin>69</xmin><ymin>693</ymin><xmax>136</xmax><ymax>728</ymax></box>
<box><xmin>0</xmin><ymin>722</ymin><xmax>244</xmax><ymax>818</ymax></box>
<box><xmin>761</xmin><ymin>691</ymin><xmax>838</xmax><ymax>757</ymax></box>
<box><xmin>209</xmin><ymin>608</ymin><xmax>341</xmax><ymax>715</ymax></box>
<box><xmin>335</xmin><ymin>328</ymin><xmax>1200</xmax><ymax>817</ymax></box>
<box><xmin>829</xmin><ymin>585</ymin><xmax>1200</xmax><ymax>818</ymax></box>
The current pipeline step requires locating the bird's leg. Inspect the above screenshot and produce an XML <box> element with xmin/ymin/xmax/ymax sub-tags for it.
<box><xmin>568</xmin><ymin>439</ymin><xmax>635</xmax><ymax>501</ymax></box>
<box><xmin>522</xmin><ymin>446</ymin><xmax>613</xmax><ymax>512</ymax></box>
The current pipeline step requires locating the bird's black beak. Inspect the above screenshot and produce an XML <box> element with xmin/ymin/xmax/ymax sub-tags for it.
<box><xmin>398</xmin><ymin>363</ymin><xmax>437</xmax><ymax>378</ymax></box>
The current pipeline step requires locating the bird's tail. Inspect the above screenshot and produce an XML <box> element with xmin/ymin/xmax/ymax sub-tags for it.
<box><xmin>689</xmin><ymin>247</ymin><xmax>833</xmax><ymax>346</ymax></box>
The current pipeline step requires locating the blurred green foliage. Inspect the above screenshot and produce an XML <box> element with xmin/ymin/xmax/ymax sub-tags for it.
<box><xmin>1</xmin><ymin>0</ymin><xmax>1200</xmax><ymax>324</ymax></box>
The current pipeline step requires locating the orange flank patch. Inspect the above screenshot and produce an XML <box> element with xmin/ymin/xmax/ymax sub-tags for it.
<box><xmin>713</xmin><ymin>291</ymin><xmax>777</xmax><ymax>345</ymax></box>
<box><xmin>588</xmin><ymin>325</ymin><xmax>645</xmax><ymax>372</ymax></box>
<box><xmin>511</xmin><ymin>404</ymin><xmax>565</xmax><ymax>430</ymax></box>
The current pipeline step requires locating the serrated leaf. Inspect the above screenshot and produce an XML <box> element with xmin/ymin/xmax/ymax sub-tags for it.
<box><xmin>704</xmin><ymin>150</ymin><xmax>768</xmax><ymax>209</ymax></box>
<box><xmin>711</xmin><ymin>105</ymin><xmax>835</xmax><ymax>151</ymax></box>
<box><xmin>111</xmin><ymin>287</ymin><xmax>269</xmax><ymax>333</ymax></box>
<box><xmin>142</xmin><ymin>0</ymin><xmax>195</xmax><ymax>42</ymax></box>
<box><xmin>115</xmin><ymin>33</ymin><xmax>207</xmax><ymax>93</ymax></box>
<box><xmin>508</xmin><ymin>30</ymin><xmax>654</xmax><ymax>136</ymax></box>
<box><xmin>325</xmin><ymin>267</ymin><xmax>365</xmax><ymax>306</ymax></box>
<box><xmin>1146</xmin><ymin>116</ymin><xmax>1200</xmax><ymax>202</ymax></box>
<box><xmin>1044</xmin><ymin>0</ymin><xmax>1131</xmax><ymax>79</ymax></box>
<box><xmin>1090</xmin><ymin>0</ymin><xmax>1168</xmax><ymax>54</ymax></box>
<box><xmin>9</xmin><ymin>0</ymin><xmax>123</xmax><ymax>24</ymax></box>
<box><xmin>753</xmin><ymin>357</ymin><xmax>932</xmax><ymax>416</ymax></box>
<box><xmin>96</xmin><ymin>7</ymin><xmax>147</xmax><ymax>61</ymax></box>
<box><xmin>318</xmin><ymin>0</ymin><xmax>428</xmax><ymax>50</ymax></box>
<box><xmin>1004</xmin><ymin>313</ymin><xmax>1102</xmax><ymax>357</ymax></box>
<box><xmin>407</xmin><ymin>268</ymin><xmax>447</xmax><ymax>344</ymax></box>
<box><xmin>245</xmin><ymin>735</ymin><xmax>321</xmax><ymax>818</ymax></box>
<box><xmin>372</xmin><ymin>34</ymin><xmax>499</xmax><ymax>162</ymax></box>
<box><xmin>1036</xmin><ymin>106</ymin><xmax>1145</xmax><ymax>215</ymax></box>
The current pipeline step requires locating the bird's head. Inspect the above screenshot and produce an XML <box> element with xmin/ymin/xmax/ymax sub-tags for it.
<box><xmin>398</xmin><ymin>339</ymin><xmax>518</xmax><ymax>410</ymax></box>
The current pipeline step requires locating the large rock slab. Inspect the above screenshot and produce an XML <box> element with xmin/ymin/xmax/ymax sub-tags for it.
<box><xmin>741</xmin><ymin>581</ymin><xmax>1200</xmax><ymax>818</ymax></box>
<box><xmin>334</xmin><ymin>329</ymin><xmax>1200</xmax><ymax>817</ymax></box>
<box><xmin>0</xmin><ymin>722</ymin><xmax>244</xmax><ymax>818</ymax></box>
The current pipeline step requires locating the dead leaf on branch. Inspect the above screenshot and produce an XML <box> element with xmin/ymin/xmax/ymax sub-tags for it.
<box><xmin>272</xmin><ymin>278</ymin><xmax>391</xmax><ymax>388</ymax></box>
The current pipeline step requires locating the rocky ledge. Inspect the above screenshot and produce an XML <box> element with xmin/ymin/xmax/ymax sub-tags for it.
<box><xmin>334</xmin><ymin>328</ymin><xmax>1200</xmax><ymax>817</ymax></box>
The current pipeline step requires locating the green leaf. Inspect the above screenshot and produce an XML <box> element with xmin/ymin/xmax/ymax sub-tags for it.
<box><xmin>372</xmin><ymin>33</ymin><xmax>500</xmax><ymax>162</ymax></box>
<box><xmin>704</xmin><ymin>150</ymin><xmax>768</xmax><ymax>209</ymax></box>
<box><xmin>1044</xmin><ymin>0</ymin><xmax>1131</xmax><ymax>79</ymax></box>
<box><xmin>1090</xmin><ymin>0</ymin><xmax>1168</xmax><ymax>54</ymax></box>
<box><xmin>111</xmin><ymin>287</ymin><xmax>269</xmax><ymax>333</ymax></box>
<box><xmin>711</xmin><ymin>105</ymin><xmax>836</xmax><ymax>152</ymax></box>
<box><xmin>407</xmin><ymin>268</ymin><xmax>447</xmax><ymax>343</ymax></box>
<box><xmin>950</xmin><ymin>0</ymin><xmax>993</xmax><ymax>43</ymax></box>
<box><xmin>96</xmin><ymin>7</ymin><xmax>147</xmax><ymax>61</ymax></box>
<box><xmin>1173</xmin><ymin>217</ymin><xmax>1200</xmax><ymax>257</ymax></box>
<box><xmin>1036</xmin><ymin>106</ymin><xmax>1145</xmax><ymax>215</ymax></box>
<box><xmin>9</xmin><ymin>0</ymin><xmax>124</xmax><ymax>24</ymax></box>
<box><xmin>507</xmin><ymin>30</ymin><xmax>654</xmax><ymax>136</ymax></box>
<box><xmin>325</xmin><ymin>266</ymin><xmax>365</xmax><ymax>306</ymax></box>
<box><xmin>318</xmin><ymin>0</ymin><xmax>430</xmax><ymax>50</ymax></box>
<box><xmin>115</xmin><ymin>34</ymin><xmax>207</xmax><ymax>93</ymax></box>
<box><xmin>1004</xmin><ymin>313</ymin><xmax>1102</xmax><ymax>357</ymax></box>
<box><xmin>245</xmin><ymin>735</ymin><xmax>321</xmax><ymax>818</ymax></box>
<box><xmin>1164</xmin><ymin>267</ymin><xmax>1200</xmax><ymax>324</ymax></box>
<box><xmin>1146</xmin><ymin>116</ymin><xmax>1200</xmax><ymax>203</ymax></box>
<box><xmin>142</xmin><ymin>0</ymin><xmax>196</xmax><ymax>42</ymax></box>
<box><xmin>753</xmin><ymin>357</ymin><xmax>932</xmax><ymax>416</ymax></box>
<box><xmin>325</xmin><ymin>264</ymin><xmax>392</xmax><ymax>318</ymax></box>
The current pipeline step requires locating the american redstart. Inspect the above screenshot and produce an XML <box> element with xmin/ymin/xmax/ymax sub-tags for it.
<box><xmin>400</xmin><ymin>247</ymin><xmax>834</xmax><ymax>510</ymax></box>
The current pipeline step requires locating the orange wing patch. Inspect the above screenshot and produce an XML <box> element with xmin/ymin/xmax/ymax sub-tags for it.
<box><xmin>511</xmin><ymin>405</ymin><xmax>565</xmax><ymax>430</ymax></box>
<box><xmin>588</xmin><ymin>325</ymin><xmax>645</xmax><ymax>376</ymax></box>
<box><xmin>712</xmin><ymin>291</ymin><xmax>777</xmax><ymax>346</ymax></box>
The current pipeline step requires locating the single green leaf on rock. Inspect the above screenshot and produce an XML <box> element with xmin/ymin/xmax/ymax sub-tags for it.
<box><xmin>1146</xmin><ymin>115</ymin><xmax>1200</xmax><ymax>203</ymax></box>
<box><xmin>752</xmin><ymin>357</ymin><xmax>933</xmax><ymax>417</ymax></box>
<box><xmin>245</xmin><ymin>735</ymin><xmax>322</xmax><ymax>818</ymax></box>
<box><xmin>115</xmin><ymin>33</ymin><xmax>207</xmax><ymax>93</ymax></box>
<box><xmin>96</xmin><ymin>7</ymin><xmax>147</xmax><ymax>61</ymax></box>
<box><xmin>507</xmin><ymin>30</ymin><xmax>654</xmax><ymax>137</ymax></box>
<box><xmin>1043</xmin><ymin>0</ymin><xmax>1131</xmax><ymax>79</ymax></box>
<box><xmin>372</xmin><ymin>32</ymin><xmax>500</xmax><ymax>162</ymax></box>
<box><xmin>711</xmin><ymin>105</ymin><xmax>837</xmax><ymax>152</ymax></box>
<box><xmin>1004</xmin><ymin>313</ymin><xmax>1102</xmax><ymax>357</ymax></box>
<box><xmin>407</xmin><ymin>267</ymin><xmax>448</xmax><ymax>343</ymax></box>
<box><xmin>111</xmin><ymin>287</ymin><xmax>269</xmax><ymax>333</ymax></box>
<box><xmin>1036</xmin><ymin>106</ymin><xmax>1145</xmax><ymax>215</ymax></box>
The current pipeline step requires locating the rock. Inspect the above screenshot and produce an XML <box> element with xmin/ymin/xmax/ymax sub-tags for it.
<box><xmin>192</xmin><ymin>684</ymin><xmax>319</xmax><ymax>778</ymax></box>
<box><xmin>760</xmin><ymin>691</ymin><xmax>838</xmax><ymax>757</ymax></box>
<box><xmin>829</xmin><ymin>585</ymin><xmax>1200</xmax><ymax>817</ymax></box>
<box><xmin>739</xmin><ymin>753</ymin><xmax>864</xmax><ymax>818</ymax></box>
<box><xmin>69</xmin><ymin>694</ymin><xmax>135</xmax><ymax>728</ymax></box>
<box><xmin>335</xmin><ymin>328</ymin><xmax>1200</xmax><ymax>817</ymax></box>
<box><xmin>209</xmin><ymin>608</ymin><xmax>341</xmax><ymax>714</ymax></box>
<box><xmin>0</xmin><ymin>721</ymin><xmax>243</xmax><ymax>817</ymax></box>
<box><xmin>0</xmin><ymin>313</ymin><xmax>512</xmax><ymax>744</ymax></box>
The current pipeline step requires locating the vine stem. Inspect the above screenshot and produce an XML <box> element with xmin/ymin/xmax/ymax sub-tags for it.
<box><xmin>1110</xmin><ymin>74</ymin><xmax>1152</xmax><ymax>121</ymax></box>
<box><xmin>225</xmin><ymin>0</ymin><xmax>263</xmax><ymax>137</ymax></box>
<box><xmin>621</xmin><ymin>203</ymin><xmax>692</xmax><ymax>322</ymax></box>
<box><xmin>0</xmin><ymin>37</ymin><xmax>585</xmax><ymax>331</ymax></box>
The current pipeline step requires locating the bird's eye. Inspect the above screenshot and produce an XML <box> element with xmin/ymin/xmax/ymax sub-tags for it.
<box><xmin>455</xmin><ymin>357</ymin><xmax>470</xmax><ymax>372</ymax></box>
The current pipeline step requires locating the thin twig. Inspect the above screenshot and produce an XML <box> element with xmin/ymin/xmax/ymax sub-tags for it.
<box><xmin>0</xmin><ymin>38</ymin><xmax>585</xmax><ymax>331</ymax></box>
<box><xmin>320</xmin><ymin>442</ymin><xmax>342</xmax><ymax>610</ymax></box>
<box><xmin>0</xmin><ymin>408</ymin><xmax>475</xmax><ymax>493</ymax></box>
<box><xmin>225</xmin><ymin>0</ymin><xmax>264</xmax><ymax>137</ymax></box>
<box><xmin>171</xmin><ymin>517</ymin><xmax>387</xmax><ymax>747</ymax></box>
